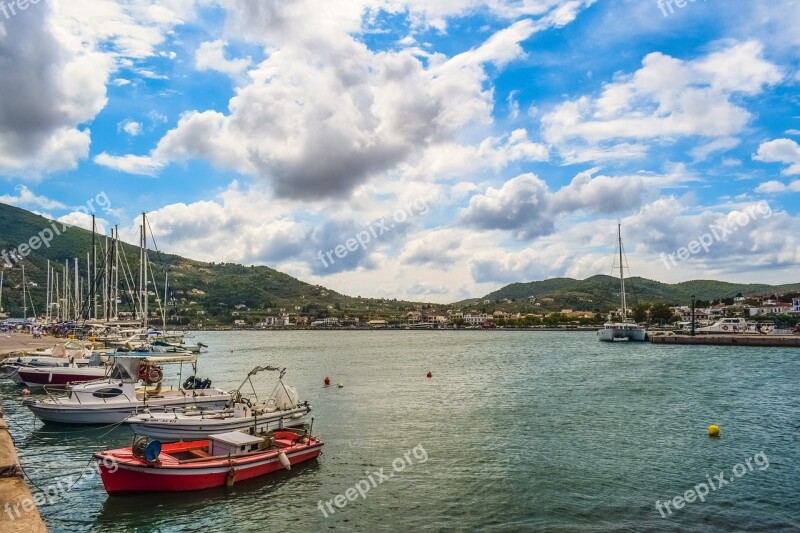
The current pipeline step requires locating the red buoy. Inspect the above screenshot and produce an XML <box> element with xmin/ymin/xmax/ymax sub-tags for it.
<box><xmin>324</xmin><ymin>377</ymin><xmax>331</xmax><ymax>386</ymax></box>
<box><xmin>426</xmin><ymin>371</ymin><xmax>432</xmax><ymax>379</ymax></box>
<box><xmin>22</xmin><ymin>388</ymin><xmax>31</xmax><ymax>396</ymax></box>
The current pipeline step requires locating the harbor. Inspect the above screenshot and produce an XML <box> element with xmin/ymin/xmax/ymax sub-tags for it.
<box><xmin>1</xmin><ymin>330</ymin><xmax>798</xmax><ymax>530</ymax></box>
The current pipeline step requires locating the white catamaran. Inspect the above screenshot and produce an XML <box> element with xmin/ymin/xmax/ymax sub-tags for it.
<box><xmin>598</xmin><ymin>224</ymin><xmax>647</xmax><ymax>342</ymax></box>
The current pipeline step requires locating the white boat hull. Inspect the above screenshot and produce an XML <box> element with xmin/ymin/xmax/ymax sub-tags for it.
<box><xmin>598</xmin><ymin>325</ymin><xmax>647</xmax><ymax>342</ymax></box>
<box><xmin>26</xmin><ymin>393</ymin><xmax>230</xmax><ymax>425</ymax></box>
<box><xmin>128</xmin><ymin>405</ymin><xmax>311</xmax><ymax>440</ymax></box>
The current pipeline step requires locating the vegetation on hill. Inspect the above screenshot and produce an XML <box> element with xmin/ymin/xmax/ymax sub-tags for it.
<box><xmin>2</xmin><ymin>202</ymin><xmax>798</xmax><ymax>325</ymax></box>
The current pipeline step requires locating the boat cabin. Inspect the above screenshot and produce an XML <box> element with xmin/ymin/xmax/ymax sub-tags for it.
<box><xmin>209</xmin><ymin>431</ymin><xmax>265</xmax><ymax>456</ymax></box>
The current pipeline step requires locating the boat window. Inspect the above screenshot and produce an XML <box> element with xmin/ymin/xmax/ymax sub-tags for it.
<box><xmin>109</xmin><ymin>364</ymin><xmax>131</xmax><ymax>380</ymax></box>
<box><xmin>93</xmin><ymin>387</ymin><xmax>123</xmax><ymax>399</ymax></box>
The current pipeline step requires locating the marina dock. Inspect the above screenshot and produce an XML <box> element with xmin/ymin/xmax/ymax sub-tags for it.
<box><xmin>650</xmin><ymin>334</ymin><xmax>800</xmax><ymax>347</ymax></box>
<box><xmin>0</xmin><ymin>334</ymin><xmax>49</xmax><ymax>532</ymax></box>
<box><xmin>0</xmin><ymin>406</ymin><xmax>47</xmax><ymax>533</ymax></box>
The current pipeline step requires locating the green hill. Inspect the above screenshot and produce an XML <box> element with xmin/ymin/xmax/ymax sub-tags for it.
<box><xmin>3</xmin><ymin>202</ymin><xmax>798</xmax><ymax>322</ymax></box>
<box><xmin>456</xmin><ymin>275</ymin><xmax>800</xmax><ymax>312</ymax></box>
<box><xmin>0</xmin><ymin>203</ymin><xmax>420</xmax><ymax>323</ymax></box>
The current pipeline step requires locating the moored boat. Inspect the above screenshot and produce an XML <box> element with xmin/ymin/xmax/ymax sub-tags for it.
<box><xmin>696</xmin><ymin>317</ymin><xmax>749</xmax><ymax>334</ymax></box>
<box><xmin>127</xmin><ymin>365</ymin><xmax>312</xmax><ymax>441</ymax></box>
<box><xmin>24</xmin><ymin>354</ymin><xmax>229</xmax><ymax>424</ymax></box>
<box><xmin>13</xmin><ymin>364</ymin><xmax>110</xmax><ymax>389</ymax></box>
<box><xmin>598</xmin><ymin>224</ymin><xmax>647</xmax><ymax>342</ymax></box>
<box><xmin>93</xmin><ymin>428</ymin><xmax>323</xmax><ymax>493</ymax></box>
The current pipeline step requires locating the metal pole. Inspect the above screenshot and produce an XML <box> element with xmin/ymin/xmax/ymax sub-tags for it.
<box><xmin>691</xmin><ymin>295</ymin><xmax>696</xmax><ymax>337</ymax></box>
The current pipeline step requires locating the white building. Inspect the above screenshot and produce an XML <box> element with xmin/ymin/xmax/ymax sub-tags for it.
<box><xmin>464</xmin><ymin>313</ymin><xmax>491</xmax><ymax>326</ymax></box>
<box><xmin>748</xmin><ymin>303</ymin><xmax>792</xmax><ymax>317</ymax></box>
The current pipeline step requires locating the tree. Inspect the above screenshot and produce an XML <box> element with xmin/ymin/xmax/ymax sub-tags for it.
<box><xmin>632</xmin><ymin>304</ymin><xmax>648</xmax><ymax>323</ymax></box>
<box><xmin>649</xmin><ymin>303</ymin><xmax>674</xmax><ymax>324</ymax></box>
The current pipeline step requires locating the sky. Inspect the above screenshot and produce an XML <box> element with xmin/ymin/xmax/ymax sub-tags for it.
<box><xmin>1</xmin><ymin>0</ymin><xmax>799</xmax><ymax>303</ymax></box>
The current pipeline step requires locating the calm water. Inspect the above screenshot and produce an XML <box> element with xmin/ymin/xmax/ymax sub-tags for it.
<box><xmin>2</xmin><ymin>331</ymin><xmax>798</xmax><ymax>532</ymax></box>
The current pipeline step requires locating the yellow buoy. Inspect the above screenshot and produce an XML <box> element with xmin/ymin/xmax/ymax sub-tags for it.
<box><xmin>708</xmin><ymin>424</ymin><xmax>720</xmax><ymax>437</ymax></box>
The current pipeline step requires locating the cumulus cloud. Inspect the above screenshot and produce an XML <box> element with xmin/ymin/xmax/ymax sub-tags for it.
<box><xmin>119</xmin><ymin>120</ymin><xmax>142</xmax><ymax>136</ymax></box>
<box><xmin>195</xmin><ymin>40</ymin><xmax>251</xmax><ymax>76</ymax></box>
<box><xmin>753</xmin><ymin>138</ymin><xmax>800</xmax><ymax>175</ymax></box>
<box><xmin>0</xmin><ymin>0</ymin><xmax>202</xmax><ymax>176</ymax></box>
<box><xmin>0</xmin><ymin>186</ymin><xmax>66</xmax><ymax>210</ymax></box>
<box><xmin>755</xmin><ymin>180</ymin><xmax>800</xmax><ymax>194</ymax></box>
<box><xmin>102</xmin><ymin>2</ymin><xmax>593</xmax><ymax>199</ymax></box>
<box><xmin>459</xmin><ymin>169</ymin><xmax>652</xmax><ymax>239</ymax></box>
<box><xmin>543</xmin><ymin>41</ymin><xmax>782</xmax><ymax>163</ymax></box>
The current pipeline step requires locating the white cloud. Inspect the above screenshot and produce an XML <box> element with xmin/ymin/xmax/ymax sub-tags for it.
<box><xmin>755</xmin><ymin>180</ymin><xmax>800</xmax><ymax>194</ymax></box>
<box><xmin>94</xmin><ymin>153</ymin><xmax>164</xmax><ymax>176</ymax></box>
<box><xmin>0</xmin><ymin>0</ymin><xmax>203</xmax><ymax>176</ymax></box>
<box><xmin>110</xmin><ymin>17</ymin><xmax>563</xmax><ymax>199</ymax></box>
<box><xmin>118</xmin><ymin>120</ymin><xmax>142</xmax><ymax>136</ymax></box>
<box><xmin>195</xmin><ymin>40</ymin><xmax>251</xmax><ymax>76</ymax></box>
<box><xmin>543</xmin><ymin>41</ymin><xmax>782</xmax><ymax>164</ymax></box>
<box><xmin>0</xmin><ymin>185</ymin><xmax>66</xmax><ymax>210</ymax></box>
<box><xmin>753</xmin><ymin>138</ymin><xmax>800</xmax><ymax>175</ymax></box>
<box><xmin>58</xmin><ymin>212</ymin><xmax>109</xmax><ymax>234</ymax></box>
<box><xmin>459</xmin><ymin>168</ymin><xmax>656</xmax><ymax>239</ymax></box>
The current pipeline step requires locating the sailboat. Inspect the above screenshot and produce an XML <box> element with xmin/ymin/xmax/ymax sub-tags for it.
<box><xmin>597</xmin><ymin>224</ymin><xmax>647</xmax><ymax>342</ymax></box>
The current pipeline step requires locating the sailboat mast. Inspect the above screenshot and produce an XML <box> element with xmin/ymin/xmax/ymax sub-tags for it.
<box><xmin>22</xmin><ymin>264</ymin><xmax>27</xmax><ymax>321</ymax></box>
<box><xmin>142</xmin><ymin>212</ymin><xmax>148</xmax><ymax>328</ymax></box>
<box><xmin>0</xmin><ymin>269</ymin><xmax>4</xmax><ymax>316</ymax></box>
<box><xmin>618</xmin><ymin>224</ymin><xmax>627</xmax><ymax>322</ymax></box>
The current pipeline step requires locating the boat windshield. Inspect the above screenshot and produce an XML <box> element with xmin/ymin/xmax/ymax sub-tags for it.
<box><xmin>109</xmin><ymin>363</ymin><xmax>132</xmax><ymax>380</ymax></box>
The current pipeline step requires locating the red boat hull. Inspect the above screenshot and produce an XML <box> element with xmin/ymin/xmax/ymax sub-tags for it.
<box><xmin>17</xmin><ymin>368</ymin><xmax>107</xmax><ymax>387</ymax></box>
<box><xmin>94</xmin><ymin>436</ymin><xmax>323</xmax><ymax>493</ymax></box>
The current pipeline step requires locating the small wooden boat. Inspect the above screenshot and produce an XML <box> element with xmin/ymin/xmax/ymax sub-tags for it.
<box><xmin>93</xmin><ymin>428</ymin><xmax>323</xmax><ymax>493</ymax></box>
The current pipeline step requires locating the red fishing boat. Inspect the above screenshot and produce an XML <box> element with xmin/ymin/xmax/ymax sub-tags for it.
<box><xmin>93</xmin><ymin>428</ymin><xmax>323</xmax><ymax>494</ymax></box>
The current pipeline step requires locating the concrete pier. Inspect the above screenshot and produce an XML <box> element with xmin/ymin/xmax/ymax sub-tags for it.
<box><xmin>649</xmin><ymin>333</ymin><xmax>800</xmax><ymax>347</ymax></box>
<box><xmin>0</xmin><ymin>332</ymin><xmax>54</xmax><ymax>358</ymax></box>
<box><xmin>0</xmin><ymin>406</ymin><xmax>47</xmax><ymax>532</ymax></box>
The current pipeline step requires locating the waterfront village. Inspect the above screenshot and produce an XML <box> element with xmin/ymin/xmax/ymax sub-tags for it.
<box><xmin>135</xmin><ymin>292</ymin><xmax>800</xmax><ymax>330</ymax></box>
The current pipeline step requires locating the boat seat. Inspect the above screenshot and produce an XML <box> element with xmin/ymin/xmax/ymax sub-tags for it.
<box><xmin>189</xmin><ymin>449</ymin><xmax>211</xmax><ymax>458</ymax></box>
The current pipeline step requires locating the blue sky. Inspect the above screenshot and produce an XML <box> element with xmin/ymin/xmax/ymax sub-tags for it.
<box><xmin>1</xmin><ymin>0</ymin><xmax>799</xmax><ymax>302</ymax></box>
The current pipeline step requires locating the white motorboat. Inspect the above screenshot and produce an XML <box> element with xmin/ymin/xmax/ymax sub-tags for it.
<box><xmin>598</xmin><ymin>224</ymin><xmax>647</xmax><ymax>342</ymax></box>
<box><xmin>696</xmin><ymin>317</ymin><xmax>749</xmax><ymax>334</ymax></box>
<box><xmin>1</xmin><ymin>341</ymin><xmax>96</xmax><ymax>380</ymax></box>
<box><xmin>24</xmin><ymin>354</ymin><xmax>230</xmax><ymax>424</ymax></box>
<box><xmin>127</xmin><ymin>366</ymin><xmax>311</xmax><ymax>441</ymax></box>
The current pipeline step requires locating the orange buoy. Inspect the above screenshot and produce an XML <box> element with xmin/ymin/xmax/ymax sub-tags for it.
<box><xmin>22</xmin><ymin>389</ymin><xmax>31</xmax><ymax>396</ymax></box>
<box><xmin>324</xmin><ymin>377</ymin><xmax>330</xmax><ymax>386</ymax></box>
<box><xmin>426</xmin><ymin>371</ymin><xmax>432</xmax><ymax>378</ymax></box>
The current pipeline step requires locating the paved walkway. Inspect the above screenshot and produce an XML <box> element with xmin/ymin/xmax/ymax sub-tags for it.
<box><xmin>0</xmin><ymin>333</ymin><xmax>54</xmax><ymax>358</ymax></box>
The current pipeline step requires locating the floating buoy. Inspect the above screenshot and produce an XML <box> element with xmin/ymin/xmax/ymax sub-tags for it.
<box><xmin>278</xmin><ymin>451</ymin><xmax>291</xmax><ymax>470</ymax></box>
<box><xmin>22</xmin><ymin>389</ymin><xmax>30</xmax><ymax>396</ymax></box>
<box><xmin>426</xmin><ymin>371</ymin><xmax>432</xmax><ymax>378</ymax></box>
<box><xmin>708</xmin><ymin>424</ymin><xmax>720</xmax><ymax>438</ymax></box>
<box><xmin>337</xmin><ymin>383</ymin><xmax>344</xmax><ymax>388</ymax></box>
<box><xmin>324</xmin><ymin>377</ymin><xmax>330</xmax><ymax>386</ymax></box>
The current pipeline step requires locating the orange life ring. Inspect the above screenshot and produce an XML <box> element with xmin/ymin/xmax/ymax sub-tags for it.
<box><xmin>146</xmin><ymin>366</ymin><xmax>163</xmax><ymax>384</ymax></box>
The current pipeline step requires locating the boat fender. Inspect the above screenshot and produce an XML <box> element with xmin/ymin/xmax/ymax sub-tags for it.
<box><xmin>226</xmin><ymin>467</ymin><xmax>236</xmax><ymax>487</ymax></box>
<box><xmin>278</xmin><ymin>451</ymin><xmax>291</xmax><ymax>470</ymax></box>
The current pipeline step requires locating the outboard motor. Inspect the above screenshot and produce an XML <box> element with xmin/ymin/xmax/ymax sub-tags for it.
<box><xmin>199</xmin><ymin>378</ymin><xmax>212</xmax><ymax>389</ymax></box>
